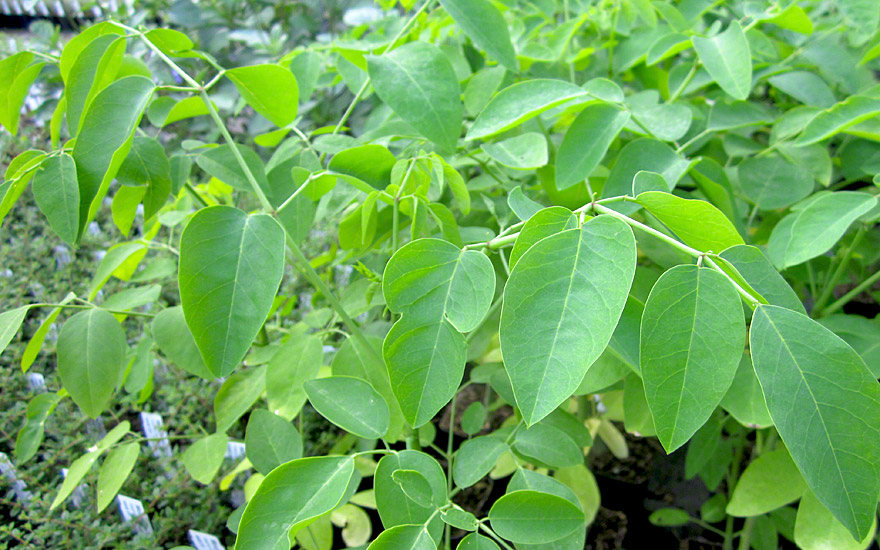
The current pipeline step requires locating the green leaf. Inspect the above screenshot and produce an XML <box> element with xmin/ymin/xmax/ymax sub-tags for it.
<box><xmin>438</xmin><ymin>0</ymin><xmax>517</xmax><ymax>71</ymax></box>
<box><xmin>183</xmin><ymin>433</ymin><xmax>228</xmax><ymax>484</ymax></box>
<box><xmin>554</xmin><ymin>465</ymin><xmax>601</xmax><ymax>525</ymax></box>
<box><xmin>31</xmin><ymin>154</ymin><xmax>79</xmax><ymax>248</ymax></box>
<box><xmin>453</xmin><ymin>436</ymin><xmax>508</xmax><ymax>488</ymax></box>
<box><xmin>641</xmin><ymin>265</ymin><xmax>745</xmax><ymax>452</ymax></box>
<box><xmin>467</xmin><ymin>80</ymin><xmax>587</xmax><ymax>141</ymax></box>
<box><xmin>692</xmin><ymin>21</ymin><xmax>752</xmax><ymax>100</ymax></box>
<box><xmin>72</xmin><ymin>76</ymin><xmax>154</xmax><ymax>240</ymax></box>
<box><xmin>267</xmin><ymin>333</ymin><xmax>323</xmax><ymax>421</ymax></box>
<box><xmin>601</xmin><ymin>138</ymin><xmax>690</xmax><ymax>201</ymax></box>
<box><xmin>195</xmin><ymin>144</ymin><xmax>269</xmax><ymax>193</ymax></box>
<box><xmin>649</xmin><ymin>508</ymin><xmax>690</xmax><ymax>526</ymax></box>
<box><xmin>488</xmin><ymin>490</ymin><xmax>585</xmax><ymax>544</ymax></box>
<box><xmin>500</xmin><ymin>216</ymin><xmax>636</xmax><ymax>425</ymax></box>
<box><xmin>152</xmin><ymin>306</ymin><xmax>213</xmax><ymax>379</ymax></box>
<box><xmin>819</xmin><ymin>315</ymin><xmax>880</xmax><ymax>378</ymax></box>
<box><xmin>796</xmin><ymin>94</ymin><xmax>880</xmax><ymax>146</ymax></box>
<box><xmin>720</xmin><ymin>354</ymin><xmax>773</xmax><ymax>429</ymax></box>
<box><xmin>367</xmin><ymin>42</ymin><xmax>462</xmax><ymax>151</ymax></box>
<box><xmin>750</xmin><ymin>305</ymin><xmax>880</xmax><ymax>540</ymax></box>
<box><xmin>57</xmin><ymin>309</ymin><xmax>128</xmax><ymax>418</ymax></box>
<box><xmin>441</xmin><ymin>507</ymin><xmax>478</xmax><ymax>532</ymax></box>
<box><xmin>96</xmin><ymin>442</ymin><xmax>139</xmax><ymax>512</ymax></box>
<box><xmin>117</xmin><ymin>136</ymin><xmax>172</xmax><ymax>221</ymax></box>
<box><xmin>332</xmin><ymin>335</ymin><xmax>404</xmax><ymax>441</ymax></box>
<box><xmin>51</xmin><ymin>449</ymin><xmax>101</xmax><ymax>509</ymax></box>
<box><xmin>382</xmin><ymin>238</ymin><xmax>495</xmax><ymax>427</ymax></box>
<box><xmin>214</xmin><ymin>366</ymin><xmax>267</xmax><ymax>433</ymax></box>
<box><xmin>737</xmin><ymin>155</ymin><xmax>814</xmax><ymax>210</ymax></box>
<box><xmin>226</xmin><ymin>64</ymin><xmax>299</xmax><ymax>127</ymax></box>
<box><xmin>482</xmin><ymin>132</ymin><xmax>548</xmax><ymax>170</ymax></box>
<box><xmin>727</xmin><ymin>448</ymin><xmax>807</xmax><ymax>517</ymax></box>
<box><xmin>458</xmin><ymin>534</ymin><xmax>500</xmax><ymax>550</ymax></box>
<box><xmin>375</xmin><ymin>451</ymin><xmax>445</xmax><ymax>539</ymax></box>
<box><xmin>794</xmin><ymin>490</ymin><xmax>877</xmax><ymax>550</ymax></box>
<box><xmin>460</xmin><ymin>402</ymin><xmax>486</xmax><ymax>435</ymax></box>
<box><xmin>15</xmin><ymin>392</ymin><xmax>61</xmax><ymax>464</ymax></box>
<box><xmin>0</xmin><ymin>52</ymin><xmax>45</xmax><ymax>136</ymax></box>
<box><xmin>0</xmin><ymin>305</ymin><xmax>31</xmax><ymax>359</ymax></box>
<box><xmin>635</xmin><ymin>191</ymin><xmax>744</xmax><ymax>253</ymax></box>
<box><xmin>305</xmin><ymin>376</ymin><xmax>390</xmax><ymax>439</ymax></box>
<box><xmin>367</xmin><ymin>524</ymin><xmax>436</xmax><ymax>550</ymax></box>
<box><xmin>391</xmin><ymin>469</ymin><xmax>435</xmax><ymax>508</ymax></box>
<box><xmin>235</xmin><ymin>456</ymin><xmax>355</xmax><ymax>550</ymax></box>
<box><xmin>509</xmin><ymin>206</ymin><xmax>577</xmax><ymax>269</ymax></box>
<box><xmin>718</xmin><ymin>245</ymin><xmax>805</xmax><ymax>314</ymax></box>
<box><xmin>58</xmin><ymin>22</ymin><xmax>124</xmax><ymax>82</ymax></box>
<box><xmin>179</xmin><ymin>206</ymin><xmax>285</xmax><ymax>377</ymax></box>
<box><xmin>767</xmin><ymin>192</ymin><xmax>877</xmax><ymax>269</ymax></box>
<box><xmin>556</xmin><ymin>103</ymin><xmax>630</xmax><ymax>190</ymax></box>
<box><xmin>507</xmin><ymin>186</ymin><xmax>544</xmax><ymax>221</ymax></box>
<box><xmin>328</xmin><ymin>144</ymin><xmax>396</xmax><ymax>190</ymax></box>
<box><xmin>768</xmin><ymin>72</ymin><xmax>836</xmax><ymax>108</ymax></box>
<box><xmin>245</xmin><ymin>409</ymin><xmax>302</xmax><ymax>475</ymax></box>
<box><xmin>65</xmin><ymin>34</ymin><xmax>125</xmax><ymax>138</ymax></box>
<box><xmin>630</xmin><ymin>102</ymin><xmax>693</xmax><ymax>142</ymax></box>
<box><xmin>513</xmin><ymin>423</ymin><xmax>583</xmax><ymax>468</ymax></box>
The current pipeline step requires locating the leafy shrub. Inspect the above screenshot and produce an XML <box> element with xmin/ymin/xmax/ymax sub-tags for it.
<box><xmin>2</xmin><ymin>1</ymin><xmax>880</xmax><ymax>549</ymax></box>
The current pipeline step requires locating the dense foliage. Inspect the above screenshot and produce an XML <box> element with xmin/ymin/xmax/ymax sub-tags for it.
<box><xmin>2</xmin><ymin>0</ymin><xmax>880</xmax><ymax>549</ymax></box>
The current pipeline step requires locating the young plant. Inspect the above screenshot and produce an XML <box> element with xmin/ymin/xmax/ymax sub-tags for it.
<box><xmin>1</xmin><ymin>1</ymin><xmax>880</xmax><ymax>549</ymax></box>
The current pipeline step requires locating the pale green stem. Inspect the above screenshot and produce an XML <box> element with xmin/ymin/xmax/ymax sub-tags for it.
<box><xmin>478</xmin><ymin>523</ymin><xmax>516</xmax><ymax>550</ymax></box>
<box><xmin>821</xmin><ymin>269</ymin><xmax>880</xmax><ymax>317</ymax></box>
<box><xmin>813</xmin><ymin>226</ymin><xmax>865</xmax><ymax>316</ymax></box>
<box><xmin>29</xmin><ymin>303</ymin><xmax>156</xmax><ymax>318</ymax></box>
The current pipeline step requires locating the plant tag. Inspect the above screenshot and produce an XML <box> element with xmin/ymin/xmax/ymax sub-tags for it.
<box><xmin>139</xmin><ymin>412</ymin><xmax>172</xmax><ymax>457</ymax></box>
<box><xmin>188</xmin><ymin>529</ymin><xmax>225</xmax><ymax>550</ymax></box>
<box><xmin>225</xmin><ymin>441</ymin><xmax>246</xmax><ymax>460</ymax></box>
<box><xmin>0</xmin><ymin>452</ymin><xmax>32</xmax><ymax>502</ymax></box>
<box><xmin>116</xmin><ymin>494</ymin><xmax>153</xmax><ymax>535</ymax></box>
<box><xmin>26</xmin><ymin>372</ymin><xmax>46</xmax><ymax>392</ymax></box>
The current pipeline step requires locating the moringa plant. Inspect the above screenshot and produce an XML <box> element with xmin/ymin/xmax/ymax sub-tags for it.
<box><xmin>2</xmin><ymin>0</ymin><xmax>880</xmax><ymax>549</ymax></box>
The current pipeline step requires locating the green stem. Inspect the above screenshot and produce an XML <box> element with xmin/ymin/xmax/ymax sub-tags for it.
<box><xmin>30</xmin><ymin>303</ymin><xmax>155</xmax><ymax>318</ymax></box>
<box><xmin>813</xmin><ymin>226</ymin><xmax>866</xmax><ymax>316</ymax></box>
<box><xmin>478</xmin><ymin>523</ymin><xmax>516</xmax><ymax>550</ymax></box>
<box><xmin>676</xmin><ymin>129</ymin><xmax>710</xmax><ymax>154</ymax></box>
<box><xmin>668</xmin><ymin>61</ymin><xmax>698</xmax><ymax>103</ymax></box>
<box><xmin>445</xmin><ymin>391</ymin><xmax>457</xmax><ymax>550</ymax></box>
<box><xmin>737</xmin><ymin>516</ymin><xmax>756</xmax><ymax>550</ymax></box>
<box><xmin>821</xmin><ymin>268</ymin><xmax>880</xmax><ymax>317</ymax></box>
<box><xmin>331</xmin><ymin>0</ymin><xmax>436</xmax><ymax>136</ymax></box>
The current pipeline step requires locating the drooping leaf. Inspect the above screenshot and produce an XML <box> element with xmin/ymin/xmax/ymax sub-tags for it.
<box><xmin>796</xmin><ymin>94</ymin><xmax>880</xmax><ymax>146</ymax></box>
<box><xmin>116</xmin><ymin>136</ymin><xmax>172</xmax><ymax>221</ymax></box>
<box><xmin>636</xmin><ymin>191</ymin><xmax>744</xmax><ymax>253</ymax></box>
<box><xmin>750</xmin><ymin>305</ymin><xmax>880</xmax><ymax>540</ymax></box>
<box><xmin>601</xmin><ymin>138</ymin><xmax>690</xmax><ymax>201</ymax></box>
<box><xmin>51</xmin><ymin>449</ymin><xmax>101</xmax><ymax>509</ymax></box>
<box><xmin>96</xmin><ymin>442</ymin><xmax>139</xmax><ymax>512</ymax></box>
<box><xmin>727</xmin><ymin>448</ymin><xmax>807</xmax><ymax>517</ymax></box>
<box><xmin>57</xmin><ymin>309</ymin><xmax>128</xmax><ymax>419</ymax></box>
<box><xmin>71</xmin><ymin>76</ymin><xmax>155</xmax><ymax>240</ymax></box>
<box><xmin>513</xmin><ymin>423</ymin><xmax>583</xmax><ymax>468</ymax></box>
<box><xmin>179</xmin><ymin>206</ymin><xmax>285</xmax><ymax>377</ymax></box>
<box><xmin>15</xmin><ymin>392</ymin><xmax>61</xmax><ymax>464</ymax></box>
<box><xmin>65</xmin><ymin>34</ymin><xmax>125</xmax><ymax>138</ymax></box>
<box><xmin>235</xmin><ymin>456</ymin><xmax>355</xmax><ymax>550</ymax></box>
<box><xmin>183</xmin><ymin>433</ymin><xmax>228</xmax><ymax>484</ymax></box>
<box><xmin>692</xmin><ymin>21</ymin><xmax>752</xmax><ymax>100</ymax></box>
<box><xmin>0</xmin><ymin>52</ymin><xmax>46</xmax><ymax>136</ymax></box>
<box><xmin>214</xmin><ymin>366</ymin><xmax>267</xmax><ymax>432</ymax></box>
<box><xmin>767</xmin><ymin>192</ymin><xmax>877</xmax><ymax>269</ymax></box>
<box><xmin>305</xmin><ymin>376</ymin><xmax>390</xmax><ymax>439</ymax></box>
<box><xmin>0</xmin><ymin>305</ymin><xmax>31</xmax><ymax>359</ymax></box>
<box><xmin>195</xmin><ymin>144</ymin><xmax>269</xmax><ymax>193</ymax></box>
<box><xmin>500</xmin><ymin>216</ymin><xmax>636</xmax><ymax>425</ymax></box>
<box><xmin>467</xmin><ymin>80</ymin><xmax>587</xmax><ymax>141</ymax></box>
<box><xmin>438</xmin><ymin>0</ymin><xmax>517</xmax><ymax>71</ymax></box>
<box><xmin>556</xmin><ymin>103</ymin><xmax>630</xmax><ymax>190</ymax></box>
<box><xmin>368</xmin><ymin>42</ymin><xmax>462</xmax><ymax>151</ymax></box>
<box><xmin>718</xmin><ymin>245</ymin><xmax>805</xmax><ymax>314</ymax></box>
<box><xmin>245</xmin><ymin>409</ymin><xmax>302</xmax><ymax>475</ymax></box>
<box><xmin>482</xmin><ymin>132</ymin><xmax>548</xmax><ymax>170</ymax></box>
<box><xmin>328</xmin><ymin>144</ymin><xmax>396</xmax><ymax>190</ymax></box>
<box><xmin>32</xmin><ymin>152</ymin><xmax>79</xmax><ymax>248</ymax></box>
<box><xmin>641</xmin><ymin>265</ymin><xmax>745</xmax><ymax>452</ymax></box>
<box><xmin>719</xmin><ymin>354</ymin><xmax>773</xmax><ymax>429</ymax></box>
<box><xmin>226</xmin><ymin>64</ymin><xmax>299</xmax><ymax>127</ymax></box>
<box><xmin>151</xmin><ymin>306</ymin><xmax>213</xmax><ymax>379</ymax></box>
